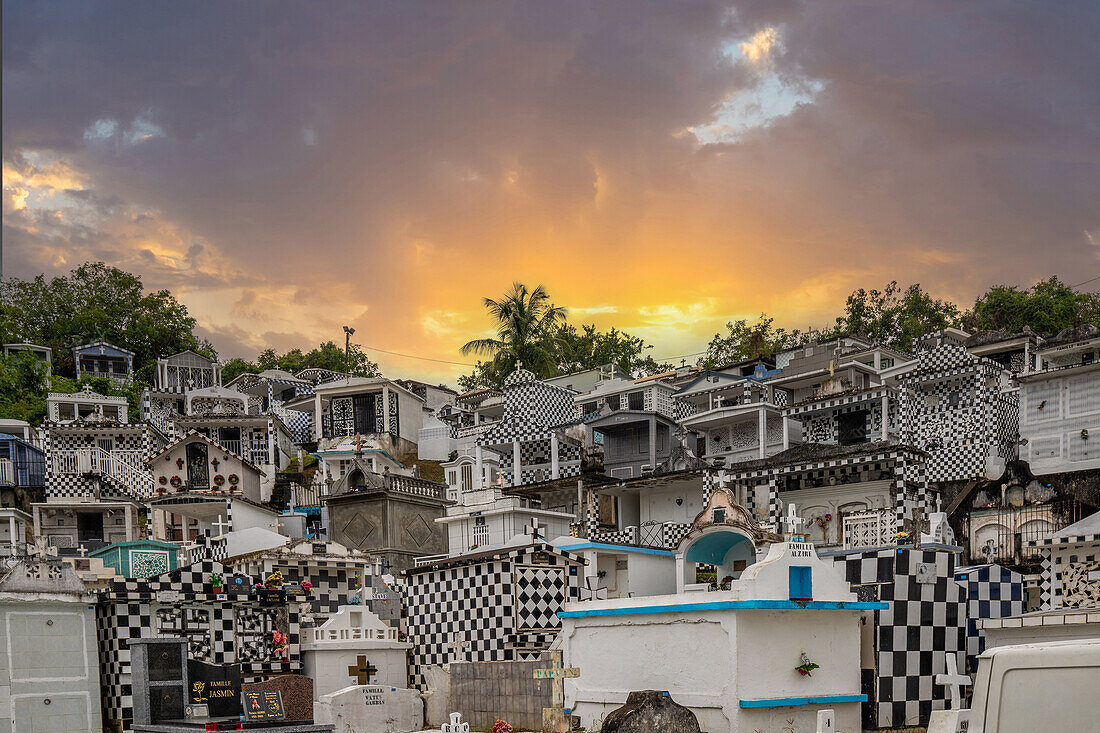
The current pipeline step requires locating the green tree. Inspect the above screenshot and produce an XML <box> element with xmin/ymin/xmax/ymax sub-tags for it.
<box><xmin>222</xmin><ymin>341</ymin><xmax>381</xmax><ymax>383</ymax></box>
<box><xmin>552</xmin><ymin>323</ymin><xmax>671</xmax><ymax>376</ymax></box>
<box><xmin>0</xmin><ymin>262</ymin><xmax>213</xmax><ymax>379</ymax></box>
<box><xmin>460</xmin><ymin>283</ymin><xmax>567</xmax><ymax>382</ymax></box>
<box><xmin>964</xmin><ymin>277</ymin><xmax>1100</xmax><ymax>336</ymax></box>
<box><xmin>834</xmin><ymin>282</ymin><xmax>961</xmax><ymax>351</ymax></box>
<box><xmin>702</xmin><ymin>315</ymin><xmax>804</xmax><ymax>367</ymax></box>
<box><xmin>0</xmin><ymin>352</ymin><xmax>50</xmax><ymax>424</ymax></box>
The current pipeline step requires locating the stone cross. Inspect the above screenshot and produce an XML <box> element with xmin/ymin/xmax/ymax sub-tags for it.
<box><xmin>936</xmin><ymin>653</ymin><xmax>971</xmax><ymax>710</ymax></box>
<box><xmin>441</xmin><ymin>712</ymin><xmax>470</xmax><ymax>733</ymax></box>
<box><xmin>31</xmin><ymin>537</ymin><xmax>51</xmax><ymax>559</ymax></box>
<box><xmin>211</xmin><ymin>515</ymin><xmax>232</xmax><ymax>536</ymax></box>
<box><xmin>580</xmin><ymin>575</ymin><xmax>608</xmax><ymax>601</ymax></box>
<box><xmin>346</xmin><ymin>654</ymin><xmax>378</xmax><ymax>685</ymax></box>
<box><xmin>270</xmin><ymin>517</ymin><xmax>285</xmax><ymax>533</ymax></box>
<box><xmin>782</xmin><ymin>503</ymin><xmax>804</xmax><ymax>540</ymax></box>
<box><xmin>533</xmin><ymin>651</ymin><xmax>580</xmax><ymax>708</ymax></box>
<box><xmin>77</xmin><ymin>544</ymin><xmax>88</xmax><ymax>558</ymax></box>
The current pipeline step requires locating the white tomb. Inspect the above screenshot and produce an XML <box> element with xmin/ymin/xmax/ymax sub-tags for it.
<box><xmin>560</xmin><ymin>498</ymin><xmax>884</xmax><ymax>732</ymax></box>
<box><xmin>300</xmin><ymin>605</ymin><xmax>412</xmax><ymax>698</ymax></box>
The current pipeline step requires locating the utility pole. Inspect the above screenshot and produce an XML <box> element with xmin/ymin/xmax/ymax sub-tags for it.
<box><xmin>343</xmin><ymin>325</ymin><xmax>355</xmax><ymax>375</ymax></box>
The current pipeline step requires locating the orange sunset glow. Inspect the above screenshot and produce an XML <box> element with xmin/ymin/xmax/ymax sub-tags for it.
<box><xmin>4</xmin><ymin>2</ymin><xmax>1098</xmax><ymax>384</ymax></box>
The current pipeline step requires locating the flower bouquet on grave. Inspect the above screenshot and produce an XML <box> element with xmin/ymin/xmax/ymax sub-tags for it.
<box><xmin>271</xmin><ymin>630</ymin><xmax>289</xmax><ymax>659</ymax></box>
<box><xmin>209</xmin><ymin>572</ymin><xmax>223</xmax><ymax>590</ymax></box>
<box><xmin>300</xmin><ymin>579</ymin><xmax>314</xmax><ymax>596</ymax></box>
<box><xmin>264</xmin><ymin>570</ymin><xmax>284</xmax><ymax>589</ymax></box>
<box><xmin>492</xmin><ymin>720</ymin><xmax>513</xmax><ymax>733</ymax></box>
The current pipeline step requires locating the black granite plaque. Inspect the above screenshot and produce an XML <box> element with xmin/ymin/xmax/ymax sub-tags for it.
<box><xmin>188</xmin><ymin>659</ymin><xmax>242</xmax><ymax>717</ymax></box>
<box><xmin>148</xmin><ymin>643</ymin><xmax>184</xmax><ymax>682</ymax></box>
<box><xmin>243</xmin><ymin>690</ymin><xmax>285</xmax><ymax>721</ymax></box>
<box><xmin>151</xmin><ymin>686</ymin><xmax>185</xmax><ymax>722</ymax></box>
<box><xmin>257</xmin><ymin>588</ymin><xmax>286</xmax><ymax>606</ymax></box>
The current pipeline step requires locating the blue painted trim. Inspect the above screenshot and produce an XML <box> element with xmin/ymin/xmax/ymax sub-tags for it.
<box><xmin>558</xmin><ymin>599</ymin><xmax>888</xmax><ymax>618</ymax></box>
<box><xmin>554</xmin><ymin>541</ymin><xmax>675</xmax><ymax>557</ymax></box>
<box><xmin>739</xmin><ymin>694</ymin><xmax>866</xmax><ymax>708</ymax></box>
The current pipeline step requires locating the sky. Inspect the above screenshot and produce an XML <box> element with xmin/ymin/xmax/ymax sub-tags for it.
<box><xmin>3</xmin><ymin>1</ymin><xmax>1099</xmax><ymax>385</ymax></box>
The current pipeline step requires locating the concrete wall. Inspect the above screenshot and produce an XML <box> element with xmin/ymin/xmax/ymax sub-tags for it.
<box><xmin>328</xmin><ymin>493</ymin><xmax>447</xmax><ymax>573</ymax></box>
<box><xmin>302</xmin><ymin>645</ymin><xmax>410</xmax><ymax>698</ymax></box>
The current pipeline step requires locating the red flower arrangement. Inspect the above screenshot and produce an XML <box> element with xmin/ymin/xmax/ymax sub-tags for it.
<box><xmin>213</xmin><ymin>474</ymin><xmax>225</xmax><ymax>486</ymax></box>
<box><xmin>170</xmin><ymin>475</ymin><xmax>182</xmax><ymax>488</ymax></box>
<box><xmin>492</xmin><ymin>720</ymin><xmax>513</xmax><ymax>733</ymax></box>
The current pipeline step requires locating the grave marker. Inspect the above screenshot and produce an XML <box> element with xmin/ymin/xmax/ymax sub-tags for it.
<box><xmin>243</xmin><ymin>689</ymin><xmax>285</xmax><ymax>722</ymax></box>
<box><xmin>533</xmin><ymin>651</ymin><xmax>580</xmax><ymax>708</ymax></box>
<box><xmin>441</xmin><ymin>711</ymin><xmax>470</xmax><ymax>732</ymax></box>
<box><xmin>936</xmin><ymin>654</ymin><xmax>971</xmax><ymax>710</ymax></box>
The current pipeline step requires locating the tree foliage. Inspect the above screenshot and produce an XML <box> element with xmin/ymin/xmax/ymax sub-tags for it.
<box><xmin>460</xmin><ymin>282</ymin><xmax>568</xmax><ymax>382</ymax></box>
<box><xmin>963</xmin><ymin>276</ymin><xmax>1100</xmax><ymax>336</ymax></box>
<box><xmin>0</xmin><ymin>262</ymin><xmax>213</xmax><ymax>380</ymax></box>
<box><xmin>702</xmin><ymin>315</ymin><xmax>805</xmax><ymax>367</ymax></box>
<box><xmin>221</xmin><ymin>341</ymin><xmax>381</xmax><ymax>383</ymax></box>
<box><xmin>551</xmin><ymin>323</ymin><xmax>671</xmax><ymax>377</ymax></box>
<box><xmin>0</xmin><ymin>352</ymin><xmax>50</xmax><ymax>425</ymax></box>
<box><xmin>833</xmin><ymin>282</ymin><xmax>962</xmax><ymax>352</ymax></box>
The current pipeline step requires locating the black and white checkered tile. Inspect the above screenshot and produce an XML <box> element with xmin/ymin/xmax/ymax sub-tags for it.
<box><xmin>97</xmin><ymin>559</ymin><xmax>305</xmax><ymax>731</ymax></box>
<box><xmin>404</xmin><ymin>542</ymin><xmax>582</xmax><ymax>689</ymax></box>
<box><xmin>897</xmin><ymin>344</ymin><xmax>1016</xmax><ymax>484</ymax></box>
<box><xmin>477</xmin><ymin>368</ymin><xmax>583</xmax><ymax>487</ymax></box>
<box><xmin>954</xmin><ymin>564</ymin><xmax>1026</xmax><ymax>673</ymax></box>
<box><xmin>43</xmin><ymin>422</ymin><xmax>163</xmax><ymax>500</ymax></box>
<box><xmin>824</xmin><ymin>545</ymin><xmax>967</xmax><ymax>729</ymax></box>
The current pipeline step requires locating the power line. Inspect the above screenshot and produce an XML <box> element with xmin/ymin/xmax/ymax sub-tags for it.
<box><xmin>1070</xmin><ymin>274</ymin><xmax>1100</xmax><ymax>290</ymax></box>
<box><xmin>360</xmin><ymin>344</ymin><xmax>476</xmax><ymax>366</ymax></box>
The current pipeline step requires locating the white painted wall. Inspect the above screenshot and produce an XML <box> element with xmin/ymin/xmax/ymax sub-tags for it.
<box><xmin>1021</xmin><ymin>370</ymin><xmax>1100</xmax><ymax>474</ymax></box>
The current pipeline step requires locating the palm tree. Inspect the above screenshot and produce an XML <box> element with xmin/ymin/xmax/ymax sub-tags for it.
<box><xmin>460</xmin><ymin>282</ymin><xmax>567</xmax><ymax>379</ymax></box>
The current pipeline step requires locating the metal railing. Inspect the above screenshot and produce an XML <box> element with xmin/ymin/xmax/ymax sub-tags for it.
<box><xmin>0</xmin><ymin>460</ymin><xmax>12</xmax><ymax>485</ymax></box>
<box><xmin>51</xmin><ymin>447</ymin><xmax>153</xmax><ymax>497</ymax></box>
<box><xmin>842</xmin><ymin>509</ymin><xmax>896</xmax><ymax>549</ymax></box>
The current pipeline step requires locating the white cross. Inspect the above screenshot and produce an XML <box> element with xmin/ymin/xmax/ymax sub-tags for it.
<box><xmin>524</xmin><ymin>519</ymin><xmax>545</xmax><ymax>538</ymax></box>
<box><xmin>211</xmin><ymin>515</ymin><xmax>232</xmax><ymax>537</ymax></box>
<box><xmin>441</xmin><ymin>712</ymin><xmax>469</xmax><ymax>733</ymax></box>
<box><xmin>77</xmin><ymin>544</ymin><xmax>88</xmax><ymax>558</ymax></box>
<box><xmin>936</xmin><ymin>653</ymin><xmax>971</xmax><ymax>710</ymax></box>
<box><xmin>782</xmin><ymin>503</ymin><xmax>804</xmax><ymax>536</ymax></box>
<box><xmin>270</xmin><ymin>517</ymin><xmax>285</xmax><ymax>533</ymax></box>
<box><xmin>580</xmin><ymin>575</ymin><xmax>608</xmax><ymax>601</ymax></box>
<box><xmin>31</xmin><ymin>537</ymin><xmax>51</xmax><ymax>559</ymax></box>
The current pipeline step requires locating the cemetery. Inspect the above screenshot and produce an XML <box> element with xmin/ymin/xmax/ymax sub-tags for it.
<box><xmin>2</xmin><ymin>335</ymin><xmax>1100</xmax><ymax>732</ymax></box>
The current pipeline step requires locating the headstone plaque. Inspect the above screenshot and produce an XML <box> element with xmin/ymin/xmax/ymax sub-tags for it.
<box><xmin>257</xmin><ymin>588</ymin><xmax>285</xmax><ymax>606</ymax></box>
<box><xmin>242</xmin><ymin>674</ymin><xmax>314</xmax><ymax>721</ymax></box>
<box><xmin>188</xmin><ymin>659</ymin><xmax>241</xmax><ymax>717</ymax></box>
<box><xmin>242</xmin><ymin>690</ymin><xmax>285</xmax><ymax>721</ymax></box>
<box><xmin>185</xmin><ymin>703</ymin><xmax>210</xmax><ymax>719</ymax></box>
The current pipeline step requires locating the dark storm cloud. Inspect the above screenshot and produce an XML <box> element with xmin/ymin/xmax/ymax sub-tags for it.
<box><xmin>3</xmin><ymin>1</ymin><xmax>1098</xmax><ymax>378</ymax></box>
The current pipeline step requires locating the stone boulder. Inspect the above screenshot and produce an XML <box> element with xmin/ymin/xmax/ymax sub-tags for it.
<box><xmin>601</xmin><ymin>690</ymin><xmax>700</xmax><ymax>733</ymax></box>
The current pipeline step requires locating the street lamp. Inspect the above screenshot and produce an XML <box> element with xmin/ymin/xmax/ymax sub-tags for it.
<box><xmin>343</xmin><ymin>325</ymin><xmax>355</xmax><ymax>374</ymax></box>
